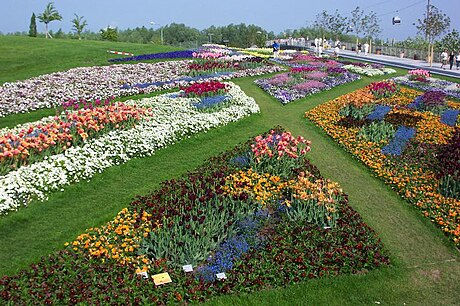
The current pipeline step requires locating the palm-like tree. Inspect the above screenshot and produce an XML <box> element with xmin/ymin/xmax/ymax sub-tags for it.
<box><xmin>37</xmin><ymin>2</ymin><xmax>62</xmax><ymax>39</ymax></box>
<box><xmin>72</xmin><ymin>14</ymin><xmax>88</xmax><ymax>40</ymax></box>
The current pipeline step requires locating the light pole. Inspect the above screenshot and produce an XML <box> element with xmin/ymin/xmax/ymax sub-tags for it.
<box><xmin>208</xmin><ymin>33</ymin><xmax>214</xmax><ymax>44</ymax></box>
<box><xmin>150</xmin><ymin>21</ymin><xmax>164</xmax><ymax>45</ymax></box>
<box><xmin>426</xmin><ymin>0</ymin><xmax>432</xmax><ymax>66</ymax></box>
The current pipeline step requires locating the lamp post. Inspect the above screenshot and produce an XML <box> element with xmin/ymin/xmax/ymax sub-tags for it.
<box><xmin>426</xmin><ymin>0</ymin><xmax>432</xmax><ymax>66</ymax></box>
<box><xmin>150</xmin><ymin>21</ymin><xmax>164</xmax><ymax>45</ymax></box>
<box><xmin>208</xmin><ymin>33</ymin><xmax>214</xmax><ymax>44</ymax></box>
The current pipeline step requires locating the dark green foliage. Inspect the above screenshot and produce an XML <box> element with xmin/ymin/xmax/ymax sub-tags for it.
<box><xmin>100</xmin><ymin>27</ymin><xmax>118</xmax><ymax>42</ymax></box>
<box><xmin>437</xmin><ymin>127</ymin><xmax>460</xmax><ymax>199</ymax></box>
<box><xmin>28</xmin><ymin>13</ymin><xmax>37</xmax><ymax>37</ymax></box>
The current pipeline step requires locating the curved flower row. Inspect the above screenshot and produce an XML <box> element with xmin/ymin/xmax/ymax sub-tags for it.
<box><xmin>0</xmin><ymin>83</ymin><xmax>259</xmax><ymax>214</ymax></box>
<box><xmin>0</xmin><ymin>103</ymin><xmax>151</xmax><ymax>175</ymax></box>
<box><xmin>108</xmin><ymin>50</ymin><xmax>195</xmax><ymax>63</ymax></box>
<box><xmin>0</xmin><ymin>58</ymin><xmax>282</xmax><ymax>118</ymax></box>
<box><xmin>306</xmin><ymin>86</ymin><xmax>460</xmax><ymax>246</ymax></box>
<box><xmin>255</xmin><ymin>69</ymin><xmax>360</xmax><ymax>104</ymax></box>
<box><xmin>393</xmin><ymin>74</ymin><xmax>460</xmax><ymax>99</ymax></box>
<box><xmin>0</xmin><ymin>61</ymin><xmax>189</xmax><ymax>117</ymax></box>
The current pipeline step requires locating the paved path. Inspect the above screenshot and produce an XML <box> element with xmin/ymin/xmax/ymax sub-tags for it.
<box><xmin>332</xmin><ymin>48</ymin><xmax>460</xmax><ymax>78</ymax></box>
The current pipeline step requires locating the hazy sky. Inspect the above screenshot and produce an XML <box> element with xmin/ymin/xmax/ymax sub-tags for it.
<box><xmin>0</xmin><ymin>0</ymin><xmax>458</xmax><ymax>41</ymax></box>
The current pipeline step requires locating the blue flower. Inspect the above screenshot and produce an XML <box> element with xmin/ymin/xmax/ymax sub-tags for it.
<box><xmin>230</xmin><ymin>154</ymin><xmax>251</xmax><ymax>168</ymax></box>
<box><xmin>367</xmin><ymin>105</ymin><xmax>392</xmax><ymax>121</ymax></box>
<box><xmin>193</xmin><ymin>95</ymin><xmax>229</xmax><ymax>110</ymax></box>
<box><xmin>108</xmin><ymin>50</ymin><xmax>195</xmax><ymax>63</ymax></box>
<box><xmin>440</xmin><ymin>109</ymin><xmax>460</xmax><ymax>126</ymax></box>
<box><xmin>381</xmin><ymin>126</ymin><xmax>416</xmax><ymax>156</ymax></box>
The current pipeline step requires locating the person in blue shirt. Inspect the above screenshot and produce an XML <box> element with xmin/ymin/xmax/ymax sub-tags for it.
<box><xmin>272</xmin><ymin>41</ymin><xmax>280</xmax><ymax>58</ymax></box>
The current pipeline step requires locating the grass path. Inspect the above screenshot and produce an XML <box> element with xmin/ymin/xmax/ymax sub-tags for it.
<box><xmin>0</xmin><ymin>53</ymin><xmax>459</xmax><ymax>304</ymax></box>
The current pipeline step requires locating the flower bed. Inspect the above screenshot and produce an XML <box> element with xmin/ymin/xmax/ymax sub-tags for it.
<box><xmin>255</xmin><ymin>56</ymin><xmax>360</xmax><ymax>104</ymax></box>
<box><xmin>0</xmin><ymin>128</ymin><xmax>389</xmax><ymax>305</ymax></box>
<box><xmin>0</xmin><ymin>102</ymin><xmax>152</xmax><ymax>176</ymax></box>
<box><xmin>0</xmin><ymin>57</ymin><xmax>282</xmax><ymax>118</ymax></box>
<box><xmin>306</xmin><ymin>85</ymin><xmax>460</xmax><ymax>246</ymax></box>
<box><xmin>393</xmin><ymin>71</ymin><xmax>460</xmax><ymax>99</ymax></box>
<box><xmin>108</xmin><ymin>50</ymin><xmax>195</xmax><ymax>63</ymax></box>
<box><xmin>0</xmin><ymin>82</ymin><xmax>259</xmax><ymax>215</ymax></box>
<box><xmin>341</xmin><ymin>63</ymin><xmax>396</xmax><ymax>77</ymax></box>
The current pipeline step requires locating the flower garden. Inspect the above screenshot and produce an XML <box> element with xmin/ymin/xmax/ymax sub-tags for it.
<box><xmin>255</xmin><ymin>54</ymin><xmax>361</xmax><ymax>104</ymax></box>
<box><xmin>2</xmin><ymin>39</ymin><xmax>460</xmax><ymax>305</ymax></box>
<box><xmin>0</xmin><ymin>128</ymin><xmax>389</xmax><ymax>304</ymax></box>
<box><xmin>340</xmin><ymin>61</ymin><xmax>397</xmax><ymax>77</ymax></box>
<box><xmin>306</xmin><ymin>80</ymin><xmax>460</xmax><ymax>246</ymax></box>
<box><xmin>0</xmin><ymin>46</ymin><xmax>281</xmax><ymax>117</ymax></box>
<box><xmin>0</xmin><ymin>81</ymin><xmax>260</xmax><ymax>214</ymax></box>
<box><xmin>393</xmin><ymin>69</ymin><xmax>460</xmax><ymax>99</ymax></box>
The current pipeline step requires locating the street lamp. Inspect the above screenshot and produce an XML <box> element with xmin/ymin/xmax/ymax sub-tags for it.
<box><xmin>150</xmin><ymin>21</ymin><xmax>164</xmax><ymax>45</ymax></box>
<box><xmin>208</xmin><ymin>33</ymin><xmax>214</xmax><ymax>44</ymax></box>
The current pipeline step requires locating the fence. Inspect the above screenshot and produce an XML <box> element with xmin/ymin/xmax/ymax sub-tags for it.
<box><xmin>339</xmin><ymin>42</ymin><xmax>439</xmax><ymax>62</ymax></box>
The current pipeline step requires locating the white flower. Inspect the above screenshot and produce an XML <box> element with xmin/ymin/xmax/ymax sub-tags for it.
<box><xmin>0</xmin><ymin>83</ymin><xmax>259</xmax><ymax>214</ymax></box>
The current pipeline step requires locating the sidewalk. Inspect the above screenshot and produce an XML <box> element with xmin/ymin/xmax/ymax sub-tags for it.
<box><xmin>332</xmin><ymin>48</ymin><xmax>460</xmax><ymax>79</ymax></box>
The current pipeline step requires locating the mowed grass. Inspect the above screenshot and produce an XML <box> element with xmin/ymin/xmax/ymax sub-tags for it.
<box><xmin>0</xmin><ymin>38</ymin><xmax>459</xmax><ymax>304</ymax></box>
<box><xmin>0</xmin><ymin>36</ymin><xmax>182</xmax><ymax>84</ymax></box>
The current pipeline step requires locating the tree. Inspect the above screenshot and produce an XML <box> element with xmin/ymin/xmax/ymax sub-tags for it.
<box><xmin>362</xmin><ymin>11</ymin><xmax>381</xmax><ymax>41</ymax></box>
<box><xmin>100</xmin><ymin>27</ymin><xmax>118</xmax><ymax>42</ymax></box>
<box><xmin>436</xmin><ymin>29</ymin><xmax>460</xmax><ymax>52</ymax></box>
<box><xmin>37</xmin><ymin>2</ymin><xmax>62</xmax><ymax>39</ymax></box>
<box><xmin>314</xmin><ymin>10</ymin><xmax>347</xmax><ymax>38</ymax></box>
<box><xmin>71</xmin><ymin>14</ymin><xmax>88</xmax><ymax>40</ymax></box>
<box><xmin>29</xmin><ymin>13</ymin><xmax>37</xmax><ymax>37</ymax></box>
<box><xmin>349</xmin><ymin>6</ymin><xmax>365</xmax><ymax>44</ymax></box>
<box><xmin>417</xmin><ymin>4</ymin><xmax>450</xmax><ymax>65</ymax></box>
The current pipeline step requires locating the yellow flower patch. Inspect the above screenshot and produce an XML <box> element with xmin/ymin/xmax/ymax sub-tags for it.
<box><xmin>223</xmin><ymin>169</ymin><xmax>293</xmax><ymax>206</ymax></box>
<box><xmin>305</xmin><ymin>85</ymin><xmax>460</xmax><ymax>246</ymax></box>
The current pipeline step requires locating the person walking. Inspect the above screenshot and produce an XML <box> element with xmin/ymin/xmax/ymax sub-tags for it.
<box><xmin>363</xmin><ymin>42</ymin><xmax>369</xmax><ymax>56</ymax></box>
<box><xmin>456</xmin><ymin>50</ymin><xmax>460</xmax><ymax>70</ymax></box>
<box><xmin>334</xmin><ymin>39</ymin><xmax>341</xmax><ymax>58</ymax></box>
<box><xmin>448</xmin><ymin>51</ymin><xmax>455</xmax><ymax>70</ymax></box>
<box><xmin>272</xmin><ymin>40</ymin><xmax>280</xmax><ymax>58</ymax></box>
<box><xmin>440</xmin><ymin>49</ymin><xmax>448</xmax><ymax>69</ymax></box>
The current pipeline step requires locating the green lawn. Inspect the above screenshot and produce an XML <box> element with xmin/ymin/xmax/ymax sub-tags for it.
<box><xmin>0</xmin><ymin>36</ymin><xmax>182</xmax><ymax>84</ymax></box>
<box><xmin>0</xmin><ymin>38</ymin><xmax>459</xmax><ymax>305</ymax></box>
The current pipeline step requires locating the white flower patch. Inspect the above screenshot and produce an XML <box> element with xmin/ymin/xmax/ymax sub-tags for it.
<box><xmin>0</xmin><ymin>59</ymin><xmax>281</xmax><ymax>118</ymax></box>
<box><xmin>0</xmin><ymin>61</ymin><xmax>191</xmax><ymax>117</ymax></box>
<box><xmin>0</xmin><ymin>83</ymin><xmax>259</xmax><ymax>214</ymax></box>
<box><xmin>342</xmin><ymin>65</ymin><xmax>396</xmax><ymax>77</ymax></box>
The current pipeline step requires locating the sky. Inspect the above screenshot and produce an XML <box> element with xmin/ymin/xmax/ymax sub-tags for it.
<box><xmin>0</xmin><ymin>0</ymin><xmax>458</xmax><ymax>41</ymax></box>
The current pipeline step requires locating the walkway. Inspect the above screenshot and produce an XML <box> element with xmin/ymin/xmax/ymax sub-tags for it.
<box><xmin>334</xmin><ymin>48</ymin><xmax>460</xmax><ymax>78</ymax></box>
